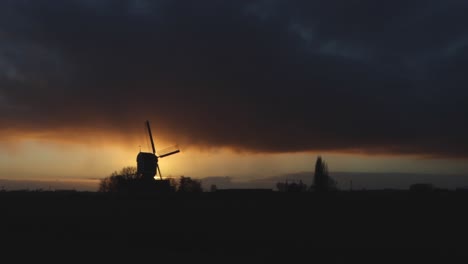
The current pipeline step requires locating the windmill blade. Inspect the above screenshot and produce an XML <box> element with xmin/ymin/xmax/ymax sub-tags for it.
<box><xmin>146</xmin><ymin>120</ymin><xmax>156</xmax><ymax>154</ymax></box>
<box><xmin>157</xmin><ymin>165</ymin><xmax>163</xmax><ymax>180</ymax></box>
<box><xmin>157</xmin><ymin>145</ymin><xmax>180</xmax><ymax>158</ymax></box>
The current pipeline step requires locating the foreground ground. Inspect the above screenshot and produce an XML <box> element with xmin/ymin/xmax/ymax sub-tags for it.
<box><xmin>1</xmin><ymin>190</ymin><xmax>467</xmax><ymax>260</ymax></box>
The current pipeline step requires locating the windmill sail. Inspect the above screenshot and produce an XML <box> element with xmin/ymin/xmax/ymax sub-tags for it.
<box><xmin>146</xmin><ymin>120</ymin><xmax>156</xmax><ymax>154</ymax></box>
<box><xmin>158</xmin><ymin>145</ymin><xmax>180</xmax><ymax>158</ymax></box>
<box><xmin>137</xmin><ymin>120</ymin><xmax>180</xmax><ymax>183</ymax></box>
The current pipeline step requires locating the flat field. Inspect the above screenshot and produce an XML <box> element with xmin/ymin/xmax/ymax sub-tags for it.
<box><xmin>1</xmin><ymin>191</ymin><xmax>467</xmax><ymax>259</ymax></box>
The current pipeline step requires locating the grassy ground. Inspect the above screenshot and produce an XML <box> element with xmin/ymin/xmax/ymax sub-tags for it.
<box><xmin>1</xmin><ymin>191</ymin><xmax>467</xmax><ymax>259</ymax></box>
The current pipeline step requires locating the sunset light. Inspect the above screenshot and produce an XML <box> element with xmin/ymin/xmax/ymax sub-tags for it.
<box><xmin>2</xmin><ymin>0</ymin><xmax>468</xmax><ymax>254</ymax></box>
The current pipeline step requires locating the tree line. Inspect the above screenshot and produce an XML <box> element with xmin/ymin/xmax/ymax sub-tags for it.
<box><xmin>99</xmin><ymin>156</ymin><xmax>336</xmax><ymax>193</ymax></box>
<box><xmin>98</xmin><ymin>166</ymin><xmax>202</xmax><ymax>193</ymax></box>
<box><xmin>276</xmin><ymin>156</ymin><xmax>337</xmax><ymax>192</ymax></box>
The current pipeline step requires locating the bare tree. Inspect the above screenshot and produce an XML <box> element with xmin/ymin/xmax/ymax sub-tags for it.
<box><xmin>177</xmin><ymin>176</ymin><xmax>203</xmax><ymax>193</ymax></box>
<box><xmin>98</xmin><ymin>166</ymin><xmax>139</xmax><ymax>193</ymax></box>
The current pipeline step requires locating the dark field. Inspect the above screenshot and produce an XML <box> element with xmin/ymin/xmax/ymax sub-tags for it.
<box><xmin>1</xmin><ymin>191</ymin><xmax>467</xmax><ymax>260</ymax></box>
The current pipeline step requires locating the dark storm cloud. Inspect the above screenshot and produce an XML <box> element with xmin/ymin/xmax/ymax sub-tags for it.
<box><xmin>1</xmin><ymin>0</ymin><xmax>468</xmax><ymax>156</ymax></box>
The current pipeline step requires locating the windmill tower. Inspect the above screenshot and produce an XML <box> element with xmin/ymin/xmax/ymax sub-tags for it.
<box><xmin>137</xmin><ymin>120</ymin><xmax>180</xmax><ymax>181</ymax></box>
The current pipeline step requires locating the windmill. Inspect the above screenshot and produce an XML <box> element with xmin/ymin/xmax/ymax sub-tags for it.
<box><xmin>137</xmin><ymin>120</ymin><xmax>180</xmax><ymax>181</ymax></box>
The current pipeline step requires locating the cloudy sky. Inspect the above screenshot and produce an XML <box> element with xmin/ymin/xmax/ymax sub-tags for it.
<box><xmin>1</xmin><ymin>1</ymin><xmax>468</xmax><ymax>190</ymax></box>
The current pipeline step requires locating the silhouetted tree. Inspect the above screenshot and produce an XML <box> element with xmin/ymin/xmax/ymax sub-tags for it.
<box><xmin>98</xmin><ymin>177</ymin><xmax>111</xmax><ymax>192</ymax></box>
<box><xmin>98</xmin><ymin>166</ymin><xmax>147</xmax><ymax>193</ymax></box>
<box><xmin>98</xmin><ymin>175</ymin><xmax>120</xmax><ymax>193</ymax></box>
<box><xmin>117</xmin><ymin>166</ymin><xmax>138</xmax><ymax>180</ymax></box>
<box><xmin>168</xmin><ymin>177</ymin><xmax>179</xmax><ymax>190</ymax></box>
<box><xmin>99</xmin><ymin>167</ymin><xmax>185</xmax><ymax>193</ymax></box>
<box><xmin>312</xmin><ymin>156</ymin><xmax>337</xmax><ymax>192</ymax></box>
<box><xmin>177</xmin><ymin>176</ymin><xmax>203</xmax><ymax>193</ymax></box>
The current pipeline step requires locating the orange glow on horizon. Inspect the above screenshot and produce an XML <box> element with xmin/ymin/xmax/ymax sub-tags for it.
<box><xmin>3</xmin><ymin>131</ymin><xmax>468</xmax><ymax>187</ymax></box>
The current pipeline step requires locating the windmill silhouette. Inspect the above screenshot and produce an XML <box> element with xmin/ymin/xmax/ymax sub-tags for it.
<box><xmin>137</xmin><ymin>120</ymin><xmax>180</xmax><ymax>181</ymax></box>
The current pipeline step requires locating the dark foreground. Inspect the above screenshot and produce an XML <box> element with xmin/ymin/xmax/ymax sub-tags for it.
<box><xmin>1</xmin><ymin>190</ymin><xmax>467</xmax><ymax>260</ymax></box>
